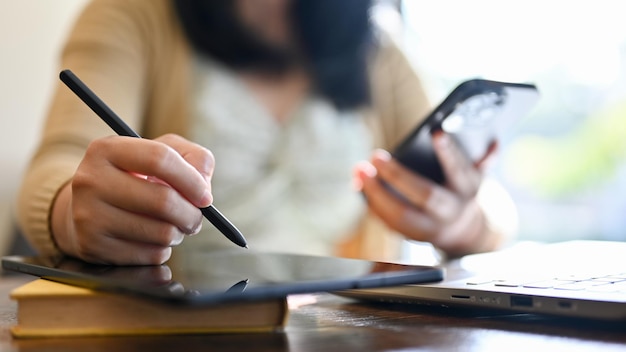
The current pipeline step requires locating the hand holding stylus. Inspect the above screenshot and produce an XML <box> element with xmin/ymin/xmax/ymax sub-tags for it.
<box><xmin>49</xmin><ymin>70</ymin><xmax>246</xmax><ymax>265</ymax></box>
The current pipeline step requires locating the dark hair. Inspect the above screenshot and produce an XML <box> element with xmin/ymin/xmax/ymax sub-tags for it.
<box><xmin>173</xmin><ymin>0</ymin><xmax>374</xmax><ymax>110</ymax></box>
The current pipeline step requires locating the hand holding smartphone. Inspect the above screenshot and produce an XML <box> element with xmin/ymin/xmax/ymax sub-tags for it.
<box><xmin>392</xmin><ymin>79</ymin><xmax>539</xmax><ymax>185</ymax></box>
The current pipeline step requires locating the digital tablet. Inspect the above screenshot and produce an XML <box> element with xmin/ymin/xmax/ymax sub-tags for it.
<box><xmin>2</xmin><ymin>250</ymin><xmax>443</xmax><ymax>306</ymax></box>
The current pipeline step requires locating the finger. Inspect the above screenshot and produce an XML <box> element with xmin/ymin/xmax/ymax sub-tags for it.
<box><xmin>71</xmin><ymin>203</ymin><xmax>173</xmax><ymax>265</ymax></box>
<box><xmin>73</xmin><ymin>160</ymin><xmax>203</xmax><ymax>235</ymax></box>
<box><xmin>432</xmin><ymin>132</ymin><xmax>482</xmax><ymax>198</ymax></box>
<box><xmin>100</xmin><ymin>202</ymin><xmax>190</xmax><ymax>247</ymax></box>
<box><xmin>90</xmin><ymin>137</ymin><xmax>212</xmax><ymax>208</ymax></box>
<box><xmin>352</xmin><ymin>160</ymin><xmax>376</xmax><ymax>192</ymax></box>
<box><xmin>370</xmin><ymin>150</ymin><xmax>463</xmax><ymax>223</ymax></box>
<box><xmin>357</xmin><ymin>166</ymin><xmax>439</xmax><ymax>242</ymax></box>
<box><xmin>155</xmin><ymin>134</ymin><xmax>215</xmax><ymax>183</ymax></box>
<box><xmin>370</xmin><ymin>149</ymin><xmax>433</xmax><ymax>209</ymax></box>
<box><xmin>111</xmin><ymin>173</ymin><xmax>203</xmax><ymax>235</ymax></box>
<box><xmin>71</xmin><ymin>194</ymin><xmax>188</xmax><ymax>246</ymax></box>
<box><xmin>475</xmin><ymin>140</ymin><xmax>498</xmax><ymax>171</ymax></box>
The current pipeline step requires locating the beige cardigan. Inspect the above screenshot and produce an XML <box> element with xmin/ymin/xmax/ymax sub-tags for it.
<box><xmin>17</xmin><ymin>0</ymin><xmax>431</xmax><ymax>260</ymax></box>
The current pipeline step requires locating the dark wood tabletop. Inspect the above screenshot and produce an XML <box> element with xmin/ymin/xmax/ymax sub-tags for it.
<box><xmin>1</xmin><ymin>275</ymin><xmax>626</xmax><ymax>351</ymax></box>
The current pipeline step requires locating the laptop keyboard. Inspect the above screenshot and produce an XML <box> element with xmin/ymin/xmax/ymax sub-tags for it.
<box><xmin>466</xmin><ymin>273</ymin><xmax>626</xmax><ymax>294</ymax></box>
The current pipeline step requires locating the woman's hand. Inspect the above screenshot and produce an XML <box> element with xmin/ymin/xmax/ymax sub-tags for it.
<box><xmin>51</xmin><ymin>134</ymin><xmax>214</xmax><ymax>265</ymax></box>
<box><xmin>355</xmin><ymin>132</ymin><xmax>499</xmax><ymax>257</ymax></box>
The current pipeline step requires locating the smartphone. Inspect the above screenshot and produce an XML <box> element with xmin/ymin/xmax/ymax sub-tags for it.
<box><xmin>393</xmin><ymin>79</ymin><xmax>539</xmax><ymax>185</ymax></box>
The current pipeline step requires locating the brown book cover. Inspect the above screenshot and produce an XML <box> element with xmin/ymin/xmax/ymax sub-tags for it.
<box><xmin>10</xmin><ymin>279</ymin><xmax>288</xmax><ymax>338</ymax></box>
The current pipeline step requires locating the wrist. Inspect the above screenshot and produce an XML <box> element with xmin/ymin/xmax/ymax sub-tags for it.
<box><xmin>435</xmin><ymin>200</ymin><xmax>489</xmax><ymax>258</ymax></box>
<box><xmin>457</xmin><ymin>201</ymin><xmax>503</xmax><ymax>255</ymax></box>
<box><xmin>50</xmin><ymin>182</ymin><xmax>76</xmax><ymax>256</ymax></box>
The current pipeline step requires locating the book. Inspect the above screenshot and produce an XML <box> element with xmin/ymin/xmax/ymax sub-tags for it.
<box><xmin>10</xmin><ymin>279</ymin><xmax>288</xmax><ymax>338</ymax></box>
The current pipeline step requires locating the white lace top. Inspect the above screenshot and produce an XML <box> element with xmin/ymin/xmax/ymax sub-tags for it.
<box><xmin>184</xmin><ymin>57</ymin><xmax>373</xmax><ymax>255</ymax></box>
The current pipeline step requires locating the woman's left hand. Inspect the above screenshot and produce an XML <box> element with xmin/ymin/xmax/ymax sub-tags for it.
<box><xmin>354</xmin><ymin>132</ymin><xmax>499</xmax><ymax>257</ymax></box>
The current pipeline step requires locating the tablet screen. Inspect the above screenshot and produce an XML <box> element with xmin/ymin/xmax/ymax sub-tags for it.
<box><xmin>2</xmin><ymin>250</ymin><xmax>443</xmax><ymax>305</ymax></box>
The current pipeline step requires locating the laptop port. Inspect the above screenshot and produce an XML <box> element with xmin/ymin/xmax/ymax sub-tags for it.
<box><xmin>450</xmin><ymin>295</ymin><xmax>471</xmax><ymax>300</ymax></box>
<box><xmin>510</xmin><ymin>295</ymin><xmax>533</xmax><ymax>308</ymax></box>
<box><xmin>558</xmin><ymin>301</ymin><xmax>572</xmax><ymax>309</ymax></box>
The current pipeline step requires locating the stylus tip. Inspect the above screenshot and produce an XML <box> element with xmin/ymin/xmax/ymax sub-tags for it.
<box><xmin>244</xmin><ymin>245</ymin><xmax>249</xmax><ymax>249</ymax></box>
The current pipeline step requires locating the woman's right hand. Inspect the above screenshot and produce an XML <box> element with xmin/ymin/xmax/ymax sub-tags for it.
<box><xmin>51</xmin><ymin>134</ymin><xmax>215</xmax><ymax>265</ymax></box>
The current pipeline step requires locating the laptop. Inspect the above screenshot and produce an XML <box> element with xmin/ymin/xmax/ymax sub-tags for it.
<box><xmin>340</xmin><ymin>240</ymin><xmax>626</xmax><ymax>320</ymax></box>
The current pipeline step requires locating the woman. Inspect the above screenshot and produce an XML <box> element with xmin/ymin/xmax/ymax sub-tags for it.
<box><xmin>17</xmin><ymin>0</ymin><xmax>505</xmax><ymax>265</ymax></box>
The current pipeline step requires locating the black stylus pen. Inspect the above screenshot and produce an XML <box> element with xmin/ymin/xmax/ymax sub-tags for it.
<box><xmin>59</xmin><ymin>69</ymin><xmax>248</xmax><ymax>249</ymax></box>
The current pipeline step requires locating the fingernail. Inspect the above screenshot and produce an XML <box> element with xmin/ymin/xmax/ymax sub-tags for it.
<box><xmin>190</xmin><ymin>222</ymin><xmax>202</xmax><ymax>236</ymax></box>
<box><xmin>358</xmin><ymin>161</ymin><xmax>377</xmax><ymax>178</ymax></box>
<box><xmin>374</xmin><ymin>149</ymin><xmax>391</xmax><ymax>162</ymax></box>
<box><xmin>199</xmin><ymin>188</ymin><xmax>212</xmax><ymax>207</ymax></box>
<box><xmin>181</xmin><ymin>221</ymin><xmax>201</xmax><ymax>237</ymax></box>
<box><xmin>353</xmin><ymin>162</ymin><xmax>372</xmax><ymax>191</ymax></box>
<box><xmin>436</xmin><ymin>134</ymin><xmax>450</xmax><ymax>148</ymax></box>
<box><xmin>352</xmin><ymin>173</ymin><xmax>364</xmax><ymax>191</ymax></box>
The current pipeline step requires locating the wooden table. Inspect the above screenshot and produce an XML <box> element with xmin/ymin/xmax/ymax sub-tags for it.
<box><xmin>1</xmin><ymin>276</ymin><xmax>626</xmax><ymax>351</ymax></box>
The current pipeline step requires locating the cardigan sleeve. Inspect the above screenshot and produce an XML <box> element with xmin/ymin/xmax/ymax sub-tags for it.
<box><xmin>16</xmin><ymin>0</ymin><xmax>158</xmax><ymax>256</ymax></box>
<box><xmin>369</xmin><ymin>35</ymin><xmax>432</xmax><ymax>150</ymax></box>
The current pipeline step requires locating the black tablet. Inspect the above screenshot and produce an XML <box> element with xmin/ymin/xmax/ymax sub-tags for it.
<box><xmin>2</xmin><ymin>250</ymin><xmax>443</xmax><ymax>306</ymax></box>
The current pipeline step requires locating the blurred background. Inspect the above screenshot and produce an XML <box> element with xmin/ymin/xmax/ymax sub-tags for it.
<box><xmin>0</xmin><ymin>0</ymin><xmax>88</xmax><ymax>253</ymax></box>
<box><xmin>377</xmin><ymin>0</ymin><xmax>626</xmax><ymax>244</ymax></box>
<box><xmin>1</xmin><ymin>0</ymin><xmax>624</xmax><ymax>254</ymax></box>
